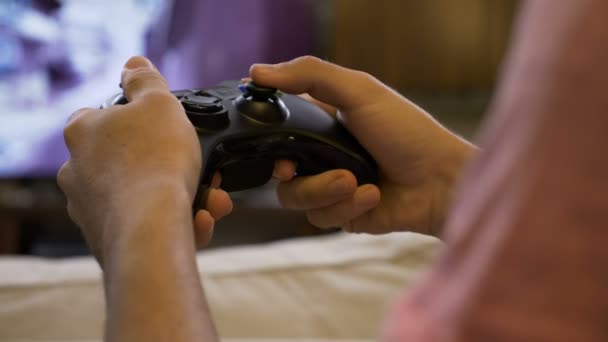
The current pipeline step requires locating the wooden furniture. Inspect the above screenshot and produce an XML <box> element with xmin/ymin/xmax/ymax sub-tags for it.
<box><xmin>0</xmin><ymin>180</ymin><xmax>70</xmax><ymax>254</ymax></box>
<box><xmin>0</xmin><ymin>180</ymin><xmax>320</xmax><ymax>255</ymax></box>
<box><xmin>0</xmin><ymin>218</ymin><xmax>20</xmax><ymax>254</ymax></box>
<box><xmin>330</xmin><ymin>0</ymin><xmax>519</xmax><ymax>91</ymax></box>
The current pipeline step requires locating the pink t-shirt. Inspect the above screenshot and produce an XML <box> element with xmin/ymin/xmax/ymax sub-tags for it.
<box><xmin>383</xmin><ymin>1</ymin><xmax>608</xmax><ymax>341</ymax></box>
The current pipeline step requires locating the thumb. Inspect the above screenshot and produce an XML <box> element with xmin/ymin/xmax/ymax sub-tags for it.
<box><xmin>121</xmin><ymin>56</ymin><xmax>170</xmax><ymax>102</ymax></box>
<box><xmin>249</xmin><ymin>56</ymin><xmax>390</xmax><ymax>111</ymax></box>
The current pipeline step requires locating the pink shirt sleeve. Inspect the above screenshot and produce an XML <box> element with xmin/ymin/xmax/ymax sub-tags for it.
<box><xmin>383</xmin><ymin>1</ymin><xmax>608</xmax><ymax>341</ymax></box>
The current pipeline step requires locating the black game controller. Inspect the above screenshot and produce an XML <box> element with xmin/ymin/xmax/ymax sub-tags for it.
<box><xmin>102</xmin><ymin>81</ymin><xmax>378</xmax><ymax>210</ymax></box>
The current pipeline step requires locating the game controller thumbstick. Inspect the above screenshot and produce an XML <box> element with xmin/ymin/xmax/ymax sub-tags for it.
<box><xmin>235</xmin><ymin>81</ymin><xmax>289</xmax><ymax>124</ymax></box>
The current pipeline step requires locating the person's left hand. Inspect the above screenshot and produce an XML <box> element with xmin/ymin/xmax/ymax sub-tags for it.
<box><xmin>57</xmin><ymin>56</ymin><xmax>232</xmax><ymax>264</ymax></box>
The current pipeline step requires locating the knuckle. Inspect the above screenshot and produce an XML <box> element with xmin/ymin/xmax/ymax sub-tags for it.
<box><xmin>138</xmin><ymin>90</ymin><xmax>182</xmax><ymax>112</ymax></box>
<box><xmin>123</xmin><ymin>69</ymin><xmax>165</xmax><ymax>88</ymax></box>
<box><xmin>56</xmin><ymin>164</ymin><xmax>69</xmax><ymax>192</ymax></box>
<box><xmin>64</xmin><ymin>108</ymin><xmax>94</xmax><ymax>148</ymax></box>
<box><xmin>293</xmin><ymin>55</ymin><xmax>323</xmax><ymax>68</ymax></box>
<box><xmin>122</xmin><ymin>68</ymin><xmax>164</xmax><ymax>84</ymax></box>
<box><xmin>297</xmin><ymin>184</ymin><xmax>316</xmax><ymax>206</ymax></box>
<box><xmin>63</xmin><ymin>125</ymin><xmax>76</xmax><ymax>149</ymax></box>
<box><xmin>63</xmin><ymin>121</ymin><xmax>81</xmax><ymax>148</ymax></box>
<box><xmin>277</xmin><ymin>179</ymin><xmax>314</xmax><ymax>209</ymax></box>
<box><xmin>67</xmin><ymin>107</ymin><xmax>92</xmax><ymax>124</ymax></box>
<box><xmin>353</xmin><ymin>70</ymin><xmax>377</xmax><ymax>84</ymax></box>
<box><xmin>65</xmin><ymin>202</ymin><xmax>80</xmax><ymax>226</ymax></box>
<box><xmin>65</xmin><ymin>201</ymin><xmax>73</xmax><ymax>218</ymax></box>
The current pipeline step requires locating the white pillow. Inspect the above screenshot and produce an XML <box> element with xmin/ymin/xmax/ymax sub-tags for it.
<box><xmin>0</xmin><ymin>232</ymin><xmax>440</xmax><ymax>341</ymax></box>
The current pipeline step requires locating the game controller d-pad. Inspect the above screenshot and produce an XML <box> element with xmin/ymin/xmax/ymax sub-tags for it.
<box><xmin>180</xmin><ymin>91</ymin><xmax>230</xmax><ymax>130</ymax></box>
<box><xmin>102</xmin><ymin>81</ymin><xmax>378</xmax><ymax>211</ymax></box>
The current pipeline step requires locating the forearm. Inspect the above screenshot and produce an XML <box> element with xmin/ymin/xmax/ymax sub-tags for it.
<box><xmin>102</xmin><ymin>184</ymin><xmax>217</xmax><ymax>342</ymax></box>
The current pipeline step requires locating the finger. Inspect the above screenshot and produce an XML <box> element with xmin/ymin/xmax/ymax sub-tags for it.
<box><xmin>57</xmin><ymin>163</ymin><xmax>81</xmax><ymax>226</ymax></box>
<box><xmin>250</xmin><ymin>55</ymin><xmax>390</xmax><ymax>111</ymax></box>
<box><xmin>273</xmin><ymin>160</ymin><xmax>297</xmax><ymax>181</ymax></box>
<box><xmin>299</xmin><ymin>94</ymin><xmax>338</xmax><ymax>117</ymax></box>
<box><xmin>305</xmin><ymin>184</ymin><xmax>381</xmax><ymax>229</ymax></box>
<box><xmin>276</xmin><ymin>169</ymin><xmax>358</xmax><ymax>210</ymax></box>
<box><xmin>204</xmin><ymin>188</ymin><xmax>233</xmax><ymax>220</ymax></box>
<box><xmin>211</xmin><ymin>172</ymin><xmax>222</xmax><ymax>188</ymax></box>
<box><xmin>194</xmin><ymin>209</ymin><xmax>215</xmax><ymax>249</ymax></box>
<box><xmin>120</xmin><ymin>56</ymin><xmax>170</xmax><ymax>103</ymax></box>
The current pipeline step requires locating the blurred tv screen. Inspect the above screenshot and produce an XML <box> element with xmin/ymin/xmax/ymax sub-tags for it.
<box><xmin>0</xmin><ymin>0</ymin><xmax>315</xmax><ymax>179</ymax></box>
<box><xmin>0</xmin><ymin>0</ymin><xmax>165</xmax><ymax>178</ymax></box>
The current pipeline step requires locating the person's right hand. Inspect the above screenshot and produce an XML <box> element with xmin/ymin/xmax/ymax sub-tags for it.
<box><xmin>250</xmin><ymin>56</ymin><xmax>476</xmax><ymax>237</ymax></box>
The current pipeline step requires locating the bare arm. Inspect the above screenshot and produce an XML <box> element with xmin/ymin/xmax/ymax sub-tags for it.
<box><xmin>384</xmin><ymin>0</ymin><xmax>608</xmax><ymax>340</ymax></box>
<box><xmin>57</xmin><ymin>56</ymin><xmax>231</xmax><ymax>342</ymax></box>
<box><xmin>102</xmin><ymin>185</ymin><xmax>217</xmax><ymax>342</ymax></box>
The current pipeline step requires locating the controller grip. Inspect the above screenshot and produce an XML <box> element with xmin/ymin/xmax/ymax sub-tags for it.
<box><xmin>191</xmin><ymin>133</ymin><xmax>378</xmax><ymax>213</ymax></box>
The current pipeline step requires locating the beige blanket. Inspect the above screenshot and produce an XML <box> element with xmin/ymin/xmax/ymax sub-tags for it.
<box><xmin>0</xmin><ymin>232</ymin><xmax>440</xmax><ymax>341</ymax></box>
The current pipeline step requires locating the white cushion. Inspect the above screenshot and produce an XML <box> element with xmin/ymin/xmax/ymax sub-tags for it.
<box><xmin>0</xmin><ymin>232</ymin><xmax>440</xmax><ymax>341</ymax></box>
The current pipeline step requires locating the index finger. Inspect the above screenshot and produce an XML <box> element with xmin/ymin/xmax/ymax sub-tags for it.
<box><xmin>120</xmin><ymin>56</ymin><xmax>170</xmax><ymax>103</ymax></box>
<box><xmin>249</xmin><ymin>56</ymin><xmax>392</xmax><ymax>111</ymax></box>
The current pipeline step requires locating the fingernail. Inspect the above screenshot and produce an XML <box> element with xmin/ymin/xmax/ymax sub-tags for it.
<box><xmin>329</xmin><ymin>177</ymin><xmax>352</xmax><ymax>195</ymax></box>
<box><xmin>272</xmin><ymin>169</ymin><xmax>291</xmax><ymax>182</ymax></box>
<box><xmin>124</xmin><ymin>56</ymin><xmax>152</xmax><ymax>70</ymax></box>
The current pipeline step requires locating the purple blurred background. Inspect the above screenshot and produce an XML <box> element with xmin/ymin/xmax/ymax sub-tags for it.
<box><xmin>0</xmin><ymin>0</ymin><xmax>315</xmax><ymax>178</ymax></box>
